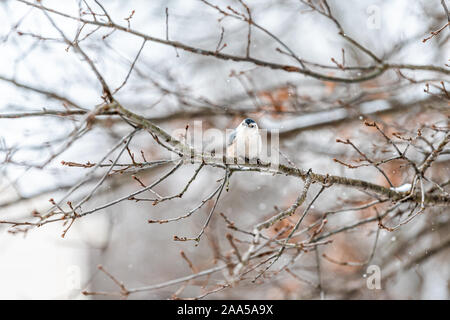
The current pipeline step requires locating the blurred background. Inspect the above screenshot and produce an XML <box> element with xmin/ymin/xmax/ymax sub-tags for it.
<box><xmin>0</xmin><ymin>0</ymin><xmax>449</xmax><ymax>299</ymax></box>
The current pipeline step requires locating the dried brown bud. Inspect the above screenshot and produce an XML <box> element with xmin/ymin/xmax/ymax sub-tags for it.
<box><xmin>364</xmin><ymin>120</ymin><xmax>376</xmax><ymax>127</ymax></box>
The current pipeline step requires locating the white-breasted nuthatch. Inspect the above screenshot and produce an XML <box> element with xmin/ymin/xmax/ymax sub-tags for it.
<box><xmin>226</xmin><ymin>118</ymin><xmax>262</xmax><ymax>161</ymax></box>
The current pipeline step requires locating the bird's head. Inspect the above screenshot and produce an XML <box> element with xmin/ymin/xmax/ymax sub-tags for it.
<box><xmin>240</xmin><ymin>118</ymin><xmax>258</xmax><ymax>129</ymax></box>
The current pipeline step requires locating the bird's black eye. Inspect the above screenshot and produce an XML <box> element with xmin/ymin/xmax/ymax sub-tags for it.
<box><xmin>244</xmin><ymin>118</ymin><xmax>255</xmax><ymax>125</ymax></box>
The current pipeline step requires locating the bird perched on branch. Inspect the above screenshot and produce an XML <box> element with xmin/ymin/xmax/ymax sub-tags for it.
<box><xmin>227</xmin><ymin>118</ymin><xmax>262</xmax><ymax>162</ymax></box>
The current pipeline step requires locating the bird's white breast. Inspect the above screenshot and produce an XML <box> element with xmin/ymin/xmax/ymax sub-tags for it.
<box><xmin>230</xmin><ymin>126</ymin><xmax>261</xmax><ymax>159</ymax></box>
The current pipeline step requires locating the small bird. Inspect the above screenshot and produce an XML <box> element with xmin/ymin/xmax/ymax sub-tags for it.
<box><xmin>227</xmin><ymin>118</ymin><xmax>262</xmax><ymax>162</ymax></box>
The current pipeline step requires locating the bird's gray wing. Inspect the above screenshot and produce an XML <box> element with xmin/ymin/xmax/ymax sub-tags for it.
<box><xmin>227</xmin><ymin>130</ymin><xmax>237</xmax><ymax>146</ymax></box>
